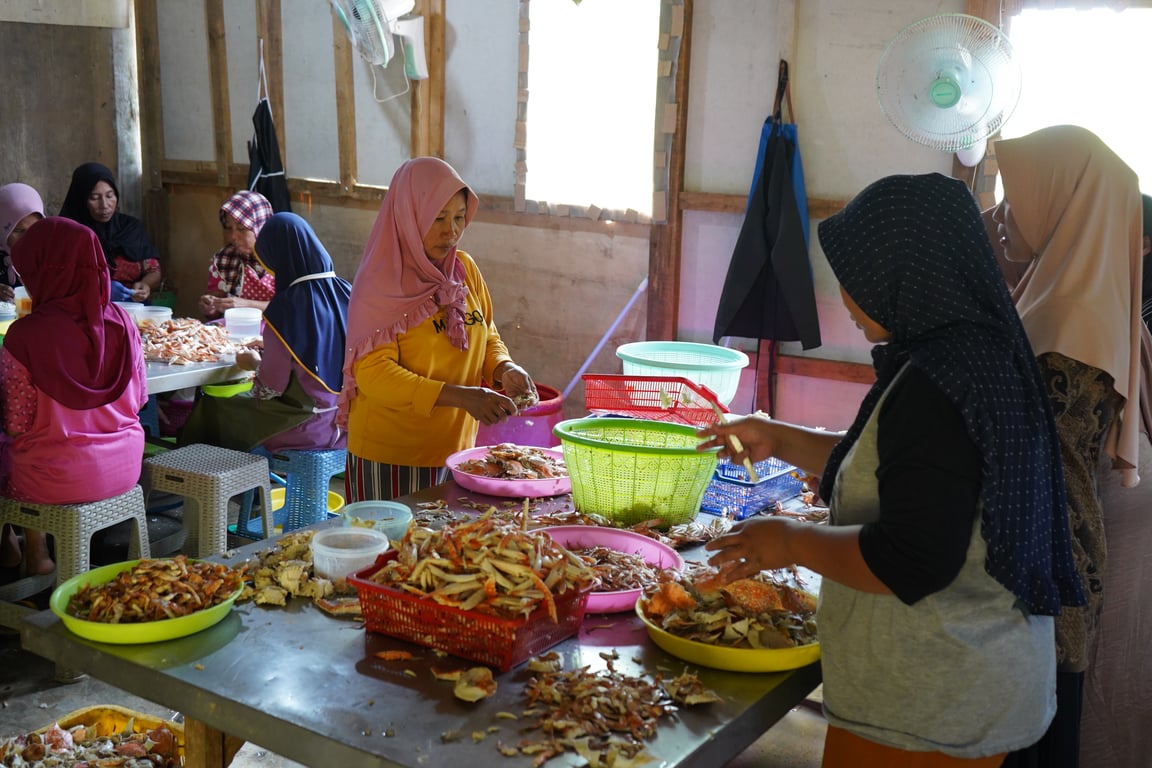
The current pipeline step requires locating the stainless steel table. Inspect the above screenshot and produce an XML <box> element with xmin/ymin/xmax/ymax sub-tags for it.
<box><xmin>20</xmin><ymin>482</ymin><xmax>822</xmax><ymax>768</ymax></box>
<box><xmin>146</xmin><ymin>360</ymin><xmax>246</xmax><ymax>396</ymax></box>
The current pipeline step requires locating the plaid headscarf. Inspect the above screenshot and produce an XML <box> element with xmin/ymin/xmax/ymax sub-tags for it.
<box><xmin>817</xmin><ymin>173</ymin><xmax>1084</xmax><ymax>616</ymax></box>
<box><xmin>219</xmin><ymin>190</ymin><xmax>273</xmax><ymax>234</ymax></box>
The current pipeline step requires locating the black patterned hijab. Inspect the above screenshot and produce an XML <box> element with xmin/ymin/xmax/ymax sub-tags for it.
<box><xmin>817</xmin><ymin>173</ymin><xmax>1084</xmax><ymax>616</ymax></box>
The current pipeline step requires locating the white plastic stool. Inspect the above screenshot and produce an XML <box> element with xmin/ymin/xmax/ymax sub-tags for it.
<box><xmin>0</xmin><ymin>484</ymin><xmax>151</xmax><ymax>631</ymax></box>
<box><xmin>142</xmin><ymin>444</ymin><xmax>273</xmax><ymax>557</ymax></box>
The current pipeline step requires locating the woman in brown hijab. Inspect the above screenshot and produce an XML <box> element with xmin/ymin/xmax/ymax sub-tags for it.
<box><xmin>992</xmin><ymin>125</ymin><xmax>1144</xmax><ymax>768</ymax></box>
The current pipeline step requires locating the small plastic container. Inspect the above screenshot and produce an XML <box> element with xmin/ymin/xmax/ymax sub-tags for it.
<box><xmin>141</xmin><ymin>306</ymin><xmax>172</xmax><ymax>326</ymax></box>
<box><xmin>343</xmin><ymin>500</ymin><xmax>413</xmax><ymax>542</ymax></box>
<box><xmin>615</xmin><ymin>341</ymin><xmax>749</xmax><ymax>406</ymax></box>
<box><xmin>311</xmin><ymin>527</ymin><xmax>390</xmax><ymax>581</ymax></box>
<box><xmin>13</xmin><ymin>286</ymin><xmax>31</xmax><ymax>318</ymax></box>
<box><xmin>113</xmin><ymin>301</ymin><xmax>144</xmax><ymax>325</ymax></box>
<box><xmin>224</xmin><ymin>307</ymin><xmax>262</xmax><ymax>340</ymax></box>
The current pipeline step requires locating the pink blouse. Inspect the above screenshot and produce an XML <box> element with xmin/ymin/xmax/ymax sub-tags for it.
<box><xmin>0</xmin><ymin>346</ymin><xmax>147</xmax><ymax>504</ymax></box>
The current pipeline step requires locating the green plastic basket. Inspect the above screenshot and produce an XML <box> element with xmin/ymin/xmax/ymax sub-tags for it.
<box><xmin>552</xmin><ymin>417</ymin><xmax>719</xmax><ymax>528</ymax></box>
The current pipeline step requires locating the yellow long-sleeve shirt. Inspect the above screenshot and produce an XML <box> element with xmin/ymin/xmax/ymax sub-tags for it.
<box><xmin>347</xmin><ymin>251</ymin><xmax>512</xmax><ymax>466</ymax></box>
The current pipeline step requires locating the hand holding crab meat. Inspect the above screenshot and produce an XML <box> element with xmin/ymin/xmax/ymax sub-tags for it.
<box><xmin>493</xmin><ymin>360</ymin><xmax>538</xmax><ymax>412</ymax></box>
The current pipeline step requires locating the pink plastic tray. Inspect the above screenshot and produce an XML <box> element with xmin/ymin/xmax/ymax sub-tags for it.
<box><xmin>538</xmin><ymin>525</ymin><xmax>685</xmax><ymax>613</ymax></box>
<box><xmin>445</xmin><ymin>445</ymin><xmax>571</xmax><ymax>498</ymax></box>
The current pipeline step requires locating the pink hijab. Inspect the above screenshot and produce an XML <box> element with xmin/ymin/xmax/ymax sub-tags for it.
<box><xmin>998</xmin><ymin>125</ymin><xmax>1145</xmax><ymax>485</ymax></box>
<box><xmin>337</xmin><ymin>157</ymin><xmax>478</xmax><ymax>426</ymax></box>
<box><xmin>5</xmin><ymin>217</ymin><xmax>137</xmax><ymax>410</ymax></box>
<box><xmin>0</xmin><ymin>183</ymin><xmax>44</xmax><ymax>254</ymax></box>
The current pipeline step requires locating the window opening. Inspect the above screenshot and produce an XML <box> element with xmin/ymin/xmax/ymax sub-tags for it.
<box><xmin>521</xmin><ymin>0</ymin><xmax>662</xmax><ymax>218</ymax></box>
<box><xmin>1000</xmin><ymin>7</ymin><xmax>1152</xmax><ymax>195</ymax></box>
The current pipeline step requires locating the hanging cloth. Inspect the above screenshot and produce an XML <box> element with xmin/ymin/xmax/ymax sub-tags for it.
<box><xmin>713</xmin><ymin>60</ymin><xmax>821</xmax><ymax>351</ymax></box>
<box><xmin>247</xmin><ymin>41</ymin><xmax>292</xmax><ymax>213</ymax></box>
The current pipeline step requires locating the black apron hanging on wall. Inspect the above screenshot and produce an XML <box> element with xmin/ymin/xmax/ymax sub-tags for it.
<box><xmin>713</xmin><ymin>60</ymin><xmax>820</xmax><ymax>351</ymax></box>
<box><xmin>247</xmin><ymin>42</ymin><xmax>292</xmax><ymax>213</ymax></box>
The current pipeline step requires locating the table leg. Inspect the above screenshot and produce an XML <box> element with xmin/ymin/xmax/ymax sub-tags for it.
<box><xmin>184</xmin><ymin>717</ymin><xmax>246</xmax><ymax>768</ymax></box>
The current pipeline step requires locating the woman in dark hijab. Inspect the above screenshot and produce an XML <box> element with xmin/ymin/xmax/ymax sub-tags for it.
<box><xmin>180</xmin><ymin>213</ymin><xmax>350</xmax><ymax>453</ymax></box>
<box><xmin>59</xmin><ymin>162</ymin><xmax>162</xmax><ymax>303</ymax></box>
<box><xmin>698</xmin><ymin>174</ymin><xmax>1083</xmax><ymax>766</ymax></box>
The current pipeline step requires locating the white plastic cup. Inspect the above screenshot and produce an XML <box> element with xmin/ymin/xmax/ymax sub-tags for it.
<box><xmin>113</xmin><ymin>301</ymin><xmax>144</xmax><ymax>325</ymax></box>
<box><xmin>13</xmin><ymin>286</ymin><xmax>31</xmax><ymax>319</ymax></box>
<box><xmin>224</xmin><ymin>307</ymin><xmax>262</xmax><ymax>340</ymax></box>
<box><xmin>141</xmin><ymin>306</ymin><xmax>173</xmax><ymax>326</ymax></box>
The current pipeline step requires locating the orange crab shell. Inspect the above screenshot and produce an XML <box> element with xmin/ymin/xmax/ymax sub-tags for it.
<box><xmin>644</xmin><ymin>581</ymin><xmax>698</xmax><ymax>616</ymax></box>
<box><xmin>720</xmin><ymin>578</ymin><xmax>785</xmax><ymax>614</ymax></box>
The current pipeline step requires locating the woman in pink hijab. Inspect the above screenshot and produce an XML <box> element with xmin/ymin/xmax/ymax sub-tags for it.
<box><xmin>0</xmin><ymin>217</ymin><xmax>146</xmax><ymax>577</ymax></box>
<box><xmin>0</xmin><ymin>182</ymin><xmax>45</xmax><ymax>303</ymax></box>
<box><xmin>338</xmin><ymin>157</ymin><xmax>537</xmax><ymax>502</ymax></box>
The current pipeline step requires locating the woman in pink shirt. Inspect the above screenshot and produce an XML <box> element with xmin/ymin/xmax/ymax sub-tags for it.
<box><xmin>0</xmin><ymin>217</ymin><xmax>146</xmax><ymax>575</ymax></box>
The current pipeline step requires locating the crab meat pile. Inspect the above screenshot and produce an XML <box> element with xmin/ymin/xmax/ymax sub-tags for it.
<box><xmin>495</xmin><ymin>654</ymin><xmax>721</xmax><ymax>767</ymax></box>
<box><xmin>368</xmin><ymin>510</ymin><xmax>595</xmax><ymax>621</ymax></box>
<box><xmin>456</xmin><ymin>443</ymin><xmax>567</xmax><ymax>480</ymax></box>
<box><xmin>66</xmin><ymin>555</ymin><xmax>245</xmax><ymax>624</ymax></box>
<box><xmin>0</xmin><ymin>718</ymin><xmax>181</xmax><ymax>767</ymax></box>
<box><xmin>640</xmin><ymin>565</ymin><xmax>817</xmax><ymax>649</ymax></box>
<box><xmin>139</xmin><ymin>317</ymin><xmax>238</xmax><ymax>364</ymax></box>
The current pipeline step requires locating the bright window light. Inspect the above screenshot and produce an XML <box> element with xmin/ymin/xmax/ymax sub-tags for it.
<box><xmin>1002</xmin><ymin>8</ymin><xmax>1152</xmax><ymax>195</ymax></box>
<box><xmin>526</xmin><ymin>0</ymin><xmax>660</xmax><ymax>214</ymax></box>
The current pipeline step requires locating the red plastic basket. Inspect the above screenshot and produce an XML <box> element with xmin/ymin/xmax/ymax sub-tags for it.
<box><xmin>582</xmin><ymin>374</ymin><xmax>728</xmax><ymax>427</ymax></box>
<box><xmin>348</xmin><ymin>552</ymin><xmax>591</xmax><ymax>671</ymax></box>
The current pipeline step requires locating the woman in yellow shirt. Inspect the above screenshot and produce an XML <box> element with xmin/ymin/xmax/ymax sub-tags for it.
<box><xmin>338</xmin><ymin>157</ymin><xmax>537</xmax><ymax>501</ymax></box>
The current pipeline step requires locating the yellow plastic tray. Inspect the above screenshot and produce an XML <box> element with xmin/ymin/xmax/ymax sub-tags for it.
<box><xmin>49</xmin><ymin>559</ymin><xmax>243</xmax><ymax>644</ymax></box>
<box><xmin>269</xmin><ymin>486</ymin><xmax>345</xmax><ymax>513</ymax></box>
<box><xmin>36</xmin><ymin>704</ymin><xmax>185</xmax><ymax>758</ymax></box>
<box><xmin>635</xmin><ymin>597</ymin><xmax>820</xmax><ymax>672</ymax></box>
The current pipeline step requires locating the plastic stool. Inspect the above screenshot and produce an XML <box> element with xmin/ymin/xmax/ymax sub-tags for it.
<box><xmin>0</xmin><ymin>485</ymin><xmax>151</xmax><ymax>631</ymax></box>
<box><xmin>142</xmin><ymin>444</ymin><xmax>273</xmax><ymax>557</ymax></box>
<box><xmin>236</xmin><ymin>448</ymin><xmax>346</xmax><ymax>538</ymax></box>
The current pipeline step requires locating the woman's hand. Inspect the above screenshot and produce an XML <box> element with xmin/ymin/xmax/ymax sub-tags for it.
<box><xmin>131</xmin><ymin>281</ymin><xmax>151</xmax><ymax>303</ymax></box>
<box><xmin>495</xmin><ymin>362</ymin><xmax>538</xmax><ymax>411</ymax></box>
<box><xmin>704</xmin><ymin>517</ymin><xmax>801</xmax><ymax>581</ymax></box>
<box><xmin>198</xmin><ymin>293</ymin><xmax>223</xmax><ymax>318</ymax></box>
<box><xmin>236</xmin><ymin>350</ymin><xmax>261</xmax><ymax>371</ymax></box>
<box><xmin>697</xmin><ymin>414</ymin><xmax>778</xmax><ymax>465</ymax></box>
<box><xmin>0</xmin><ymin>285</ymin><xmax>13</xmax><ymax>303</ymax></box>
<box><xmin>440</xmin><ymin>385</ymin><xmax>519</xmax><ymax>425</ymax></box>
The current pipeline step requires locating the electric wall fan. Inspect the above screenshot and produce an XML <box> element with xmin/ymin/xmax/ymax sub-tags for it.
<box><xmin>329</xmin><ymin>0</ymin><xmax>428</xmax><ymax>79</ymax></box>
<box><xmin>876</xmin><ymin>13</ymin><xmax>1021</xmax><ymax>166</ymax></box>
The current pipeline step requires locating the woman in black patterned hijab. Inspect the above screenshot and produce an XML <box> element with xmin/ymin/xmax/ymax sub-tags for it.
<box><xmin>699</xmin><ymin>173</ymin><xmax>1083</xmax><ymax>766</ymax></box>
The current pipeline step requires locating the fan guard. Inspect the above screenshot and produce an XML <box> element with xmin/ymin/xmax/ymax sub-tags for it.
<box><xmin>331</xmin><ymin>0</ymin><xmax>413</xmax><ymax>67</ymax></box>
<box><xmin>877</xmin><ymin>14</ymin><xmax>1022</xmax><ymax>153</ymax></box>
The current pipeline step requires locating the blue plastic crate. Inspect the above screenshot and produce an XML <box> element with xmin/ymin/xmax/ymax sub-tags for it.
<box><xmin>700</xmin><ymin>456</ymin><xmax>804</xmax><ymax>520</ymax></box>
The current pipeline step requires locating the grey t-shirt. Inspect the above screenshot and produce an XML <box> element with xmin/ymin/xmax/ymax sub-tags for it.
<box><xmin>819</xmin><ymin>364</ymin><xmax>1057</xmax><ymax>758</ymax></box>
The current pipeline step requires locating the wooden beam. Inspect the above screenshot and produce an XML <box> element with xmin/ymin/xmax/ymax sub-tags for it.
<box><xmin>679</xmin><ymin>191</ymin><xmax>848</xmax><ymax>219</ymax></box>
<box><xmin>134</xmin><ymin>0</ymin><xmax>170</xmax><ymax>275</ymax></box>
<box><xmin>647</xmin><ymin>0</ymin><xmax>692</xmax><ymax>341</ymax></box>
<box><xmin>332</xmin><ymin>11</ymin><xmax>357</xmax><ymax>191</ymax></box>
<box><xmin>204</xmin><ymin>0</ymin><xmax>230</xmax><ymax>187</ymax></box>
<box><xmin>255</xmin><ymin>1</ymin><xmax>286</xmax><ymax>168</ymax></box>
<box><xmin>411</xmin><ymin>0</ymin><xmax>445</xmax><ymax>157</ymax></box>
<box><xmin>134</xmin><ymin>0</ymin><xmax>163</xmax><ymax>192</ymax></box>
<box><xmin>776</xmin><ymin>354</ymin><xmax>874</xmax><ymax>385</ymax></box>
